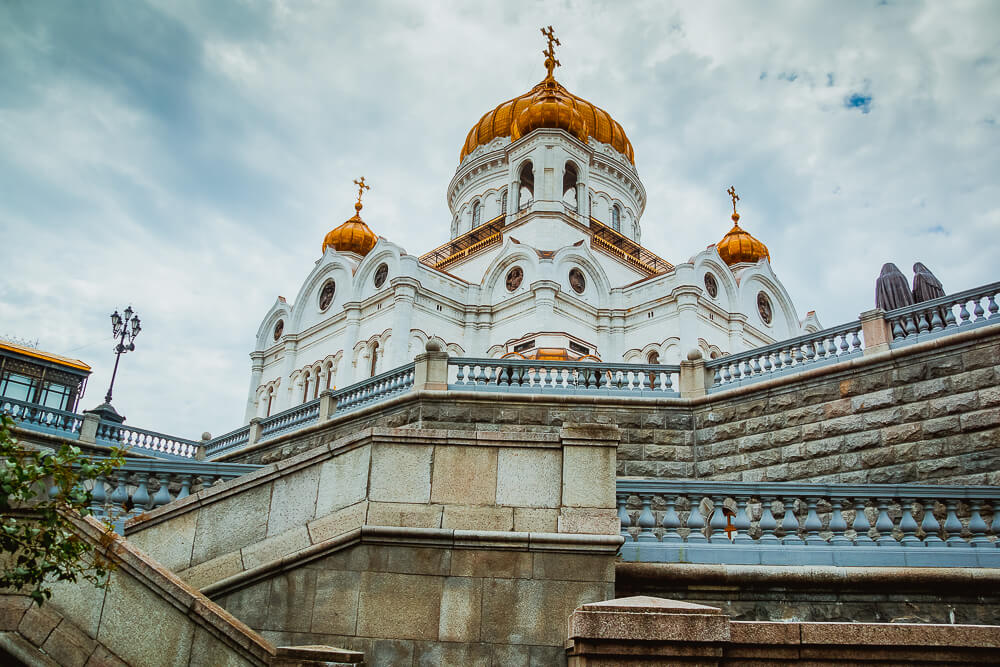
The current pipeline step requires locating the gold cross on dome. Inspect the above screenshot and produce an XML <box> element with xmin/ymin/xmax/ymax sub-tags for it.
<box><xmin>354</xmin><ymin>176</ymin><xmax>370</xmax><ymax>205</ymax></box>
<box><xmin>541</xmin><ymin>26</ymin><xmax>561</xmax><ymax>78</ymax></box>
<box><xmin>727</xmin><ymin>186</ymin><xmax>740</xmax><ymax>215</ymax></box>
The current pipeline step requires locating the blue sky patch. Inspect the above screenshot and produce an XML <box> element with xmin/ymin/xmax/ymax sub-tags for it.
<box><xmin>845</xmin><ymin>93</ymin><xmax>873</xmax><ymax>113</ymax></box>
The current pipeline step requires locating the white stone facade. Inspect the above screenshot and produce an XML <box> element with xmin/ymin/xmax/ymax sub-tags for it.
<box><xmin>246</xmin><ymin>127</ymin><xmax>820</xmax><ymax>421</ymax></box>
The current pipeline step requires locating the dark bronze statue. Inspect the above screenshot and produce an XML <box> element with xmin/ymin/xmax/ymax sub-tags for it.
<box><xmin>875</xmin><ymin>263</ymin><xmax>914</xmax><ymax>310</ymax></box>
<box><xmin>912</xmin><ymin>262</ymin><xmax>945</xmax><ymax>303</ymax></box>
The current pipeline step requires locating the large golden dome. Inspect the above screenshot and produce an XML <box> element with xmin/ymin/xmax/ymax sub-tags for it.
<box><xmin>322</xmin><ymin>202</ymin><xmax>378</xmax><ymax>257</ymax></box>
<box><xmin>717</xmin><ymin>213</ymin><xmax>770</xmax><ymax>266</ymax></box>
<box><xmin>459</xmin><ymin>73</ymin><xmax>635</xmax><ymax>164</ymax></box>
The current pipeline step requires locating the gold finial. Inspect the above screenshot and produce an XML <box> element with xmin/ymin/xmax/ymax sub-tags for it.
<box><xmin>727</xmin><ymin>185</ymin><xmax>740</xmax><ymax>223</ymax></box>
<box><xmin>353</xmin><ymin>176</ymin><xmax>370</xmax><ymax>213</ymax></box>
<box><xmin>541</xmin><ymin>26</ymin><xmax>561</xmax><ymax>79</ymax></box>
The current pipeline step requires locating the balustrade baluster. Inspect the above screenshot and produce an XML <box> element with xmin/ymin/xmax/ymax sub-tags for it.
<box><xmin>686</xmin><ymin>496</ymin><xmax>707</xmax><ymax>543</ymax></box>
<box><xmin>825</xmin><ymin>337</ymin><xmax>837</xmax><ymax>358</ymax></box>
<box><xmin>132</xmin><ymin>473</ymin><xmax>151</xmax><ymax>514</ymax></box>
<box><xmin>759</xmin><ymin>496</ymin><xmax>779</xmax><ymax>544</ymax></box>
<box><xmin>804</xmin><ymin>497</ymin><xmax>824</xmax><ymax>545</ymax></box>
<box><xmin>732</xmin><ymin>495</ymin><xmax>751</xmax><ymax>544</ymax></box>
<box><xmin>875</xmin><ymin>498</ymin><xmax>895</xmax><ymax>546</ymax></box>
<box><xmin>793</xmin><ymin>345</ymin><xmax>804</xmax><ymax>365</ymax></box>
<box><xmin>838</xmin><ymin>334</ymin><xmax>849</xmax><ymax>355</ymax></box>
<box><xmin>709</xmin><ymin>495</ymin><xmax>729</xmax><ymax>543</ymax></box>
<box><xmin>930</xmin><ymin>308</ymin><xmax>944</xmax><ymax>331</ymax></box>
<box><xmin>781</xmin><ymin>498</ymin><xmax>803</xmax><ymax>545</ymax></box>
<box><xmin>661</xmin><ymin>496</ymin><xmax>682</xmax><ymax>543</ymax></box>
<box><xmin>760</xmin><ymin>354</ymin><xmax>771</xmax><ymax>373</ymax></box>
<box><xmin>803</xmin><ymin>342</ymin><xmax>816</xmax><ymax>362</ymax></box>
<box><xmin>991</xmin><ymin>501</ymin><xmax>1000</xmax><ymax>545</ymax></box>
<box><xmin>944</xmin><ymin>304</ymin><xmax>958</xmax><ymax>328</ymax></box>
<box><xmin>151</xmin><ymin>473</ymin><xmax>172</xmax><ymax>508</ymax></box>
<box><xmin>921</xmin><ymin>499</ymin><xmax>943</xmax><ymax>546</ymax></box>
<box><xmin>916</xmin><ymin>311</ymin><xmax>930</xmax><ymax>334</ymax></box>
<box><xmin>664</xmin><ymin>371</ymin><xmax>674</xmax><ymax>392</ymax></box>
<box><xmin>749</xmin><ymin>357</ymin><xmax>760</xmax><ymax>376</ymax></box>
<box><xmin>617</xmin><ymin>494</ymin><xmax>632</xmax><ymax>541</ymax></box>
<box><xmin>828</xmin><ymin>497</ymin><xmax>849</xmax><ymax>545</ymax></box>
<box><xmin>713</xmin><ymin>367</ymin><xmax>722</xmax><ymax>387</ymax></box>
<box><xmin>973</xmin><ymin>298</ymin><xmax>986</xmax><ymax>322</ymax></box>
<box><xmin>904</xmin><ymin>315</ymin><xmax>918</xmax><ymax>337</ymax></box>
<box><xmin>176</xmin><ymin>475</ymin><xmax>192</xmax><ymax>500</ymax></box>
<box><xmin>110</xmin><ymin>472</ymin><xmax>128</xmax><ymax>517</ymax></box>
<box><xmin>455</xmin><ymin>364</ymin><xmax>466</xmax><ymax>385</ymax></box>
<box><xmin>944</xmin><ymin>499</ymin><xmax>967</xmax><ymax>546</ymax></box>
<box><xmin>637</xmin><ymin>496</ymin><xmax>657</xmax><ymax>542</ymax></box>
<box><xmin>899</xmin><ymin>498</ymin><xmax>920</xmax><ymax>546</ymax></box>
<box><xmin>851</xmin><ymin>330</ymin><xmax>862</xmax><ymax>352</ymax></box>
<box><xmin>89</xmin><ymin>475</ymin><xmax>107</xmax><ymax>518</ymax></box>
<box><xmin>852</xmin><ymin>498</ymin><xmax>873</xmax><ymax>545</ymax></box>
<box><xmin>958</xmin><ymin>302</ymin><xmax>971</xmax><ymax>325</ymax></box>
<box><xmin>988</xmin><ymin>294</ymin><xmax>999</xmax><ymax>319</ymax></box>
<box><xmin>968</xmin><ymin>501</ymin><xmax>990</xmax><ymax>546</ymax></box>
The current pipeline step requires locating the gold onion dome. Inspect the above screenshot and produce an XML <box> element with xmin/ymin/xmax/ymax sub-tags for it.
<box><xmin>459</xmin><ymin>27</ymin><xmax>634</xmax><ymax>164</ymax></box>
<box><xmin>323</xmin><ymin>177</ymin><xmax>378</xmax><ymax>256</ymax></box>
<box><xmin>717</xmin><ymin>213</ymin><xmax>771</xmax><ymax>266</ymax></box>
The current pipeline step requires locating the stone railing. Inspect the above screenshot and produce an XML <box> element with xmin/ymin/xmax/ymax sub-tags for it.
<box><xmin>72</xmin><ymin>456</ymin><xmax>262</xmax><ymax>531</ymax></box>
<box><xmin>705</xmin><ymin>320</ymin><xmax>864</xmax><ymax>391</ymax></box>
<box><xmin>449</xmin><ymin>357</ymin><xmax>680</xmax><ymax>396</ymax></box>
<box><xmin>203</xmin><ymin>424</ymin><xmax>251</xmax><ymax>459</ymax></box>
<box><xmin>94</xmin><ymin>421</ymin><xmax>199</xmax><ymax>459</ymax></box>
<box><xmin>1</xmin><ymin>396</ymin><xmax>83</xmax><ymax>437</ymax></box>
<box><xmin>334</xmin><ymin>361</ymin><xmax>415</xmax><ymax>413</ymax></box>
<box><xmin>886</xmin><ymin>280</ymin><xmax>1000</xmax><ymax>346</ymax></box>
<box><xmin>618</xmin><ymin>479</ymin><xmax>1000</xmax><ymax>567</ymax></box>
<box><xmin>257</xmin><ymin>397</ymin><xmax>321</xmax><ymax>442</ymax></box>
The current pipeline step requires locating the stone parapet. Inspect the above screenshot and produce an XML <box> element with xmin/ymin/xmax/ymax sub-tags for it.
<box><xmin>566</xmin><ymin>595</ymin><xmax>1000</xmax><ymax>666</ymax></box>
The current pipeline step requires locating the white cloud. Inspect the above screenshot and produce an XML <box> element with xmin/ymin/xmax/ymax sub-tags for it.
<box><xmin>1</xmin><ymin>0</ymin><xmax>997</xmax><ymax>438</ymax></box>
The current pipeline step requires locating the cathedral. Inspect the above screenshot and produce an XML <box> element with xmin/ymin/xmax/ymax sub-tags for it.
<box><xmin>245</xmin><ymin>31</ymin><xmax>820</xmax><ymax>420</ymax></box>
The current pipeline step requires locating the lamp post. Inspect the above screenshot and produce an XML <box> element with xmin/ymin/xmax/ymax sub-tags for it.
<box><xmin>89</xmin><ymin>306</ymin><xmax>141</xmax><ymax>423</ymax></box>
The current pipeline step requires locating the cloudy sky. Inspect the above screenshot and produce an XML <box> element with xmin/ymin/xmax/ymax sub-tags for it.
<box><xmin>1</xmin><ymin>1</ymin><xmax>997</xmax><ymax>439</ymax></box>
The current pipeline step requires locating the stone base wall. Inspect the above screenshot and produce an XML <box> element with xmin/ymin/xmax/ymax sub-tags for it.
<box><xmin>228</xmin><ymin>326</ymin><xmax>1000</xmax><ymax>486</ymax></box>
<box><xmin>217</xmin><ymin>541</ymin><xmax>614</xmax><ymax>666</ymax></box>
<box><xmin>616</xmin><ymin>562</ymin><xmax>1000</xmax><ymax>625</ymax></box>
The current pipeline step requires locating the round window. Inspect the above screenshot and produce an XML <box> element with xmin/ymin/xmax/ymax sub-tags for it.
<box><xmin>569</xmin><ymin>268</ymin><xmax>586</xmax><ymax>294</ymax></box>
<box><xmin>704</xmin><ymin>273</ymin><xmax>718</xmax><ymax>298</ymax></box>
<box><xmin>506</xmin><ymin>266</ymin><xmax>524</xmax><ymax>292</ymax></box>
<box><xmin>757</xmin><ymin>292</ymin><xmax>773</xmax><ymax>325</ymax></box>
<box><xmin>319</xmin><ymin>280</ymin><xmax>336</xmax><ymax>311</ymax></box>
<box><xmin>374</xmin><ymin>263</ymin><xmax>388</xmax><ymax>289</ymax></box>
<box><xmin>273</xmin><ymin>319</ymin><xmax>284</xmax><ymax>341</ymax></box>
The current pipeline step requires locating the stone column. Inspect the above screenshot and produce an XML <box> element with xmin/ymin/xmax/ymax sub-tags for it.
<box><xmin>728</xmin><ymin>313</ymin><xmax>747</xmax><ymax>353</ymax></box>
<box><xmin>243</xmin><ymin>353</ymin><xmax>264</xmax><ymax>423</ymax></box>
<box><xmin>531</xmin><ymin>280</ymin><xmax>559</xmax><ymax>322</ymax></box>
<box><xmin>679</xmin><ymin>349</ymin><xmax>710</xmax><ymax>399</ymax></box>
<box><xmin>279</xmin><ymin>338</ymin><xmax>298</xmax><ymax>412</ymax></box>
<box><xmin>610</xmin><ymin>312</ymin><xmax>626</xmax><ymax>362</ymax></box>
<box><xmin>338</xmin><ymin>302</ymin><xmax>362</xmax><ymax>387</ymax></box>
<box><xmin>577</xmin><ymin>182</ymin><xmax>588</xmax><ymax>218</ymax></box>
<box><xmin>672</xmin><ymin>286</ymin><xmax>702</xmax><ymax>357</ymax></box>
<box><xmin>389</xmin><ymin>278</ymin><xmax>418</xmax><ymax>366</ymax></box>
<box><xmin>860</xmin><ymin>308</ymin><xmax>892</xmax><ymax>355</ymax></box>
<box><xmin>413</xmin><ymin>342</ymin><xmax>449</xmax><ymax>391</ymax></box>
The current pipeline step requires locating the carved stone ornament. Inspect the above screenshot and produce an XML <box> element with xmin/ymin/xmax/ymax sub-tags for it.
<box><xmin>374</xmin><ymin>263</ymin><xmax>388</xmax><ymax>289</ymax></box>
<box><xmin>569</xmin><ymin>268</ymin><xmax>586</xmax><ymax>294</ymax></box>
<box><xmin>506</xmin><ymin>266</ymin><xmax>524</xmax><ymax>292</ymax></box>
<box><xmin>273</xmin><ymin>319</ymin><xmax>284</xmax><ymax>341</ymax></box>
<box><xmin>757</xmin><ymin>292</ymin><xmax>773</xmax><ymax>325</ymax></box>
<box><xmin>704</xmin><ymin>273</ymin><xmax>718</xmax><ymax>298</ymax></box>
<box><xmin>319</xmin><ymin>280</ymin><xmax>336</xmax><ymax>311</ymax></box>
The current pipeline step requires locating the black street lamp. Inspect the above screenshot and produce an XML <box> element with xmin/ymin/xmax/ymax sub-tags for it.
<box><xmin>88</xmin><ymin>306</ymin><xmax>141</xmax><ymax>423</ymax></box>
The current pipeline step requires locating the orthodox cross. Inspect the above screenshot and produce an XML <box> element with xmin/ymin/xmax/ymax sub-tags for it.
<box><xmin>727</xmin><ymin>186</ymin><xmax>740</xmax><ymax>215</ymax></box>
<box><xmin>541</xmin><ymin>26</ymin><xmax>561</xmax><ymax>78</ymax></box>
<box><xmin>354</xmin><ymin>176</ymin><xmax>370</xmax><ymax>206</ymax></box>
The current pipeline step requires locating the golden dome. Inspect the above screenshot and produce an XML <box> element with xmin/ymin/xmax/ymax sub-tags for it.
<box><xmin>322</xmin><ymin>201</ymin><xmax>378</xmax><ymax>256</ymax></box>
<box><xmin>459</xmin><ymin>74</ymin><xmax>635</xmax><ymax>164</ymax></box>
<box><xmin>717</xmin><ymin>213</ymin><xmax>770</xmax><ymax>266</ymax></box>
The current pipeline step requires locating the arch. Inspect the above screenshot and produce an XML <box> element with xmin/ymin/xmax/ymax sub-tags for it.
<box><xmin>288</xmin><ymin>255</ymin><xmax>354</xmax><ymax>332</ymax></box>
<box><xmin>472</xmin><ymin>199</ymin><xmax>482</xmax><ymax>228</ymax></box>
<box><xmin>563</xmin><ymin>161</ymin><xmax>579</xmax><ymax>209</ymax></box>
<box><xmin>518</xmin><ymin>160</ymin><xmax>534</xmax><ymax>209</ymax></box>
<box><xmin>254</xmin><ymin>298</ymin><xmax>292</xmax><ymax>351</ymax></box>
<box><xmin>611</xmin><ymin>204</ymin><xmax>621</xmax><ymax>232</ymax></box>
<box><xmin>479</xmin><ymin>238</ymin><xmax>541</xmax><ymax>304</ymax></box>
<box><xmin>501</xmin><ymin>188</ymin><xmax>508</xmax><ymax>215</ymax></box>
<box><xmin>353</xmin><ymin>242</ymin><xmax>401</xmax><ymax>300</ymax></box>
<box><xmin>552</xmin><ymin>244</ymin><xmax>614</xmax><ymax>308</ymax></box>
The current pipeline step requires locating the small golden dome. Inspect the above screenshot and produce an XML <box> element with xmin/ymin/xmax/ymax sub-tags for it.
<box><xmin>460</xmin><ymin>75</ymin><xmax>634</xmax><ymax>164</ymax></box>
<box><xmin>717</xmin><ymin>213</ymin><xmax>771</xmax><ymax>266</ymax></box>
<box><xmin>322</xmin><ymin>201</ymin><xmax>378</xmax><ymax>257</ymax></box>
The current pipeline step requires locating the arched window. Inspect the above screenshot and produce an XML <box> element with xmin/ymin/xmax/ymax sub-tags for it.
<box><xmin>326</xmin><ymin>363</ymin><xmax>334</xmax><ymax>390</ymax></box>
<box><xmin>501</xmin><ymin>189</ymin><xmax>508</xmax><ymax>214</ymax></box>
<box><xmin>472</xmin><ymin>200</ymin><xmax>481</xmax><ymax>228</ymax></box>
<box><xmin>612</xmin><ymin>204</ymin><xmax>621</xmax><ymax>232</ymax></box>
<box><xmin>313</xmin><ymin>368</ymin><xmax>321</xmax><ymax>399</ymax></box>
<box><xmin>562</xmin><ymin>163</ymin><xmax>578</xmax><ymax>209</ymax></box>
<box><xmin>302</xmin><ymin>372</ymin><xmax>311</xmax><ymax>403</ymax></box>
<box><xmin>519</xmin><ymin>162</ymin><xmax>534</xmax><ymax>209</ymax></box>
<box><xmin>369</xmin><ymin>342</ymin><xmax>379</xmax><ymax>378</ymax></box>
<box><xmin>588</xmin><ymin>193</ymin><xmax>593</xmax><ymax>217</ymax></box>
<box><xmin>265</xmin><ymin>387</ymin><xmax>274</xmax><ymax>417</ymax></box>
<box><xmin>647</xmin><ymin>351</ymin><xmax>659</xmax><ymax>365</ymax></box>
